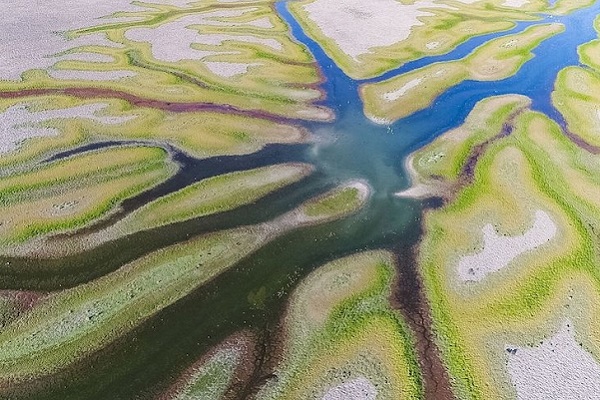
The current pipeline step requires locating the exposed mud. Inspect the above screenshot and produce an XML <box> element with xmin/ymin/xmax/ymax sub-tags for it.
<box><xmin>391</xmin><ymin>239</ymin><xmax>455</xmax><ymax>400</ymax></box>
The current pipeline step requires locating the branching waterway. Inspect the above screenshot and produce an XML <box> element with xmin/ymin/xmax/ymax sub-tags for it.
<box><xmin>3</xmin><ymin>2</ymin><xmax>599</xmax><ymax>399</ymax></box>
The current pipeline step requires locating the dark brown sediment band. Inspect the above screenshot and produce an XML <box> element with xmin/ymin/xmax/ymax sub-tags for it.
<box><xmin>0</xmin><ymin>87</ymin><xmax>333</xmax><ymax>124</ymax></box>
<box><xmin>391</xmin><ymin>243</ymin><xmax>456</xmax><ymax>400</ymax></box>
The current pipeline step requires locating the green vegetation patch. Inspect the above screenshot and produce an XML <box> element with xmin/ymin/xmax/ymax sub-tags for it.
<box><xmin>256</xmin><ymin>251</ymin><xmax>422</xmax><ymax>400</ymax></box>
<box><xmin>302</xmin><ymin>181</ymin><xmax>369</xmax><ymax>219</ymax></box>
<box><xmin>411</xmin><ymin>94</ymin><xmax>530</xmax><ymax>183</ymax></box>
<box><xmin>0</xmin><ymin>95</ymin><xmax>310</xmax><ymax>170</ymax></box>
<box><xmin>417</xmin><ymin>105</ymin><xmax>600</xmax><ymax>399</ymax></box>
<box><xmin>168</xmin><ymin>334</ymin><xmax>254</xmax><ymax>400</ymax></box>
<box><xmin>114</xmin><ymin>163</ymin><xmax>314</xmax><ymax>235</ymax></box>
<box><xmin>556</xmin><ymin>24</ymin><xmax>600</xmax><ymax>149</ymax></box>
<box><xmin>0</xmin><ymin>145</ymin><xmax>176</xmax><ymax>244</ymax></box>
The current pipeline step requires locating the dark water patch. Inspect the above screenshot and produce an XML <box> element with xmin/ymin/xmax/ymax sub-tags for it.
<box><xmin>421</xmin><ymin>196</ymin><xmax>445</xmax><ymax>210</ymax></box>
<box><xmin>42</xmin><ymin>140</ymin><xmax>169</xmax><ymax>163</ymax></box>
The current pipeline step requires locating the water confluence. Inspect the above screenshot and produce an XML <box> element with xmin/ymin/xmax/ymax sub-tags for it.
<box><xmin>277</xmin><ymin>1</ymin><xmax>599</xmax><ymax>197</ymax></box>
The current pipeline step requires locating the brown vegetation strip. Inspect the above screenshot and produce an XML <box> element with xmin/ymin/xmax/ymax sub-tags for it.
<box><xmin>237</xmin><ymin>323</ymin><xmax>281</xmax><ymax>400</ymax></box>
<box><xmin>0</xmin><ymin>88</ymin><xmax>310</xmax><ymax>124</ymax></box>
<box><xmin>563</xmin><ymin>127</ymin><xmax>600</xmax><ymax>154</ymax></box>
<box><xmin>460</xmin><ymin>113</ymin><xmax>600</xmax><ymax>188</ymax></box>
<box><xmin>391</xmin><ymin>245</ymin><xmax>455</xmax><ymax>400</ymax></box>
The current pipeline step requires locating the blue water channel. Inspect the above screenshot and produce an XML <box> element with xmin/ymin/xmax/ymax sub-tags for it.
<box><xmin>276</xmin><ymin>1</ymin><xmax>599</xmax><ymax>205</ymax></box>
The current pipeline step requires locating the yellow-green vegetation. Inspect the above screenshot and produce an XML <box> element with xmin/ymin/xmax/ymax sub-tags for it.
<box><xmin>114</xmin><ymin>163</ymin><xmax>314</xmax><ymax>234</ymax></box>
<box><xmin>167</xmin><ymin>335</ymin><xmax>253</xmax><ymax>400</ymax></box>
<box><xmin>4</xmin><ymin>176</ymin><xmax>371</xmax><ymax>259</ymax></box>
<box><xmin>0</xmin><ymin>186</ymin><xmax>361</xmax><ymax>382</ymax></box>
<box><xmin>0</xmin><ymin>95</ymin><xmax>308</xmax><ymax>169</ymax></box>
<box><xmin>256</xmin><ymin>251</ymin><xmax>422</xmax><ymax>399</ymax></box>
<box><xmin>555</xmin><ymin>16</ymin><xmax>600</xmax><ymax>147</ymax></box>
<box><xmin>288</xmin><ymin>0</ymin><xmax>554</xmax><ymax>80</ymax></box>
<box><xmin>0</xmin><ymin>146</ymin><xmax>176</xmax><ymax>245</ymax></box>
<box><xmin>301</xmin><ymin>181</ymin><xmax>370</xmax><ymax>219</ymax></box>
<box><xmin>553</xmin><ymin>66</ymin><xmax>600</xmax><ymax>147</ymax></box>
<box><xmin>1</xmin><ymin>1</ymin><xmax>331</xmax><ymax>122</ymax></box>
<box><xmin>399</xmin><ymin>94</ymin><xmax>530</xmax><ymax>198</ymax></box>
<box><xmin>416</xmin><ymin>102</ymin><xmax>600</xmax><ymax>398</ymax></box>
<box><xmin>361</xmin><ymin>24</ymin><xmax>563</xmax><ymax>123</ymax></box>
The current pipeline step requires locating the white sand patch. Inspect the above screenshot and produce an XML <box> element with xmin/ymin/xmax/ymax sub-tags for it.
<box><xmin>48</xmin><ymin>69</ymin><xmax>136</xmax><ymax>81</ymax></box>
<box><xmin>394</xmin><ymin>153</ymin><xmax>453</xmax><ymax>199</ymax></box>
<box><xmin>125</xmin><ymin>16</ymin><xmax>221</xmax><ymax>62</ymax></box>
<box><xmin>0</xmin><ymin>0</ymin><xmax>148</xmax><ymax>81</ymax></box>
<box><xmin>368</xmin><ymin>115</ymin><xmax>394</xmax><ymax>125</ymax></box>
<box><xmin>322</xmin><ymin>376</ymin><xmax>377</xmax><ymax>400</ymax></box>
<box><xmin>426</xmin><ymin>41</ymin><xmax>440</xmax><ymax>49</ymax></box>
<box><xmin>506</xmin><ymin>321</ymin><xmax>600</xmax><ymax>399</ymax></box>
<box><xmin>204</xmin><ymin>62</ymin><xmax>259</xmax><ymax>78</ymax></box>
<box><xmin>194</xmin><ymin>9</ymin><xmax>260</xmax><ymax>27</ymax></box>
<box><xmin>0</xmin><ymin>103</ymin><xmax>135</xmax><ymax>153</ymax></box>
<box><xmin>143</xmin><ymin>0</ymin><xmax>199</xmax><ymax>6</ymax></box>
<box><xmin>395</xmin><ymin>183</ymin><xmax>438</xmax><ymax>199</ymax></box>
<box><xmin>383</xmin><ymin>78</ymin><xmax>422</xmax><ymax>101</ymax></box>
<box><xmin>502</xmin><ymin>0</ymin><xmax>530</xmax><ymax>7</ymax></box>
<box><xmin>248</xmin><ymin>17</ymin><xmax>274</xmax><ymax>29</ymax></box>
<box><xmin>501</xmin><ymin>39</ymin><xmax>518</xmax><ymax>48</ymax></box>
<box><xmin>458</xmin><ymin>210</ymin><xmax>557</xmax><ymax>282</ymax></box>
<box><xmin>301</xmin><ymin>0</ymin><xmax>453</xmax><ymax>61</ymax></box>
<box><xmin>57</xmin><ymin>52</ymin><xmax>115</xmax><ymax>63</ymax></box>
<box><xmin>295</xmin><ymin>107</ymin><xmax>335</xmax><ymax>121</ymax></box>
<box><xmin>125</xmin><ymin>12</ymin><xmax>282</xmax><ymax>63</ymax></box>
<box><xmin>68</xmin><ymin>32</ymin><xmax>126</xmax><ymax>49</ymax></box>
<box><xmin>194</xmin><ymin>34</ymin><xmax>283</xmax><ymax>51</ymax></box>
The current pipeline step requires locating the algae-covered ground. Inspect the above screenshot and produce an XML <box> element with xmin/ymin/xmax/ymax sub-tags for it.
<box><xmin>1</xmin><ymin>0</ymin><xmax>600</xmax><ymax>399</ymax></box>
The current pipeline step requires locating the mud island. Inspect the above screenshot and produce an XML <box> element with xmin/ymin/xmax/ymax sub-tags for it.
<box><xmin>1</xmin><ymin>0</ymin><xmax>600</xmax><ymax>399</ymax></box>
